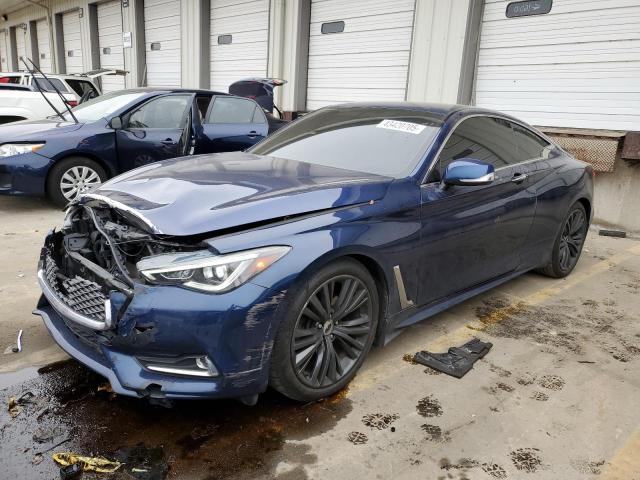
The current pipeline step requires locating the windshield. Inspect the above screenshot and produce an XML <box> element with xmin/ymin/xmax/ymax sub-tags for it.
<box><xmin>249</xmin><ymin>106</ymin><xmax>442</xmax><ymax>177</ymax></box>
<box><xmin>57</xmin><ymin>91</ymin><xmax>147</xmax><ymax>123</ymax></box>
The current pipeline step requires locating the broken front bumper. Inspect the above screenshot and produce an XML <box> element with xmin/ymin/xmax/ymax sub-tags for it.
<box><xmin>34</xmin><ymin>240</ymin><xmax>286</xmax><ymax>400</ymax></box>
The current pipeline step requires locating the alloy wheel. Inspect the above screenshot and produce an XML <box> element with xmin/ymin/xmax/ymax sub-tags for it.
<box><xmin>559</xmin><ymin>208</ymin><xmax>586</xmax><ymax>271</ymax></box>
<box><xmin>291</xmin><ymin>275</ymin><xmax>373</xmax><ymax>388</ymax></box>
<box><xmin>60</xmin><ymin>166</ymin><xmax>102</xmax><ymax>201</ymax></box>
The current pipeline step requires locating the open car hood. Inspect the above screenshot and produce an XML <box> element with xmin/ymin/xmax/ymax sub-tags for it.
<box><xmin>80</xmin><ymin>152</ymin><xmax>392</xmax><ymax>237</ymax></box>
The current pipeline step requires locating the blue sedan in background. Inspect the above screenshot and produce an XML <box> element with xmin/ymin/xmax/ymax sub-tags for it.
<box><xmin>0</xmin><ymin>88</ymin><xmax>281</xmax><ymax>206</ymax></box>
<box><xmin>34</xmin><ymin>103</ymin><xmax>593</xmax><ymax>405</ymax></box>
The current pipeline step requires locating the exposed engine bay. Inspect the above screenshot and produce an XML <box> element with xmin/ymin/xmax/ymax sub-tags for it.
<box><xmin>47</xmin><ymin>202</ymin><xmax>199</xmax><ymax>296</ymax></box>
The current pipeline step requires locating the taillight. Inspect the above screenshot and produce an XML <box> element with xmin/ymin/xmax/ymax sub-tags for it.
<box><xmin>0</xmin><ymin>77</ymin><xmax>9</xmax><ymax>83</ymax></box>
<box><xmin>66</xmin><ymin>100</ymin><xmax>78</xmax><ymax>107</ymax></box>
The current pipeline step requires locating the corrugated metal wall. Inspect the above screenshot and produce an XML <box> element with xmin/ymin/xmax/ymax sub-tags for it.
<box><xmin>475</xmin><ymin>0</ymin><xmax>640</xmax><ymax>130</ymax></box>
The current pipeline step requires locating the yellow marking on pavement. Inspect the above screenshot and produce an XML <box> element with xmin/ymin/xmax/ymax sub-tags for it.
<box><xmin>601</xmin><ymin>428</ymin><xmax>640</xmax><ymax>480</ymax></box>
<box><xmin>349</xmin><ymin>242</ymin><xmax>640</xmax><ymax>392</ymax></box>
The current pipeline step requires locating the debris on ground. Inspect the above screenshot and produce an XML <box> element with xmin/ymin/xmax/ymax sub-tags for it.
<box><xmin>413</xmin><ymin>338</ymin><xmax>493</xmax><ymax>378</ymax></box>
<box><xmin>60</xmin><ymin>462</ymin><xmax>83</xmax><ymax>480</ymax></box>
<box><xmin>599</xmin><ymin>229</ymin><xmax>627</xmax><ymax>238</ymax></box>
<box><xmin>7</xmin><ymin>396</ymin><xmax>21</xmax><ymax>417</ymax></box>
<box><xmin>13</xmin><ymin>329</ymin><xmax>23</xmax><ymax>353</ymax></box>
<box><xmin>33</xmin><ymin>425</ymin><xmax>66</xmax><ymax>444</ymax></box>
<box><xmin>112</xmin><ymin>444</ymin><xmax>169</xmax><ymax>480</ymax></box>
<box><xmin>52</xmin><ymin>453</ymin><xmax>122</xmax><ymax>473</ymax></box>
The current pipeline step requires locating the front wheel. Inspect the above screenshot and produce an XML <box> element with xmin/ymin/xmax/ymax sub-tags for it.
<box><xmin>537</xmin><ymin>202</ymin><xmax>588</xmax><ymax>278</ymax></box>
<box><xmin>47</xmin><ymin>157</ymin><xmax>107</xmax><ymax>207</ymax></box>
<box><xmin>269</xmin><ymin>259</ymin><xmax>379</xmax><ymax>401</ymax></box>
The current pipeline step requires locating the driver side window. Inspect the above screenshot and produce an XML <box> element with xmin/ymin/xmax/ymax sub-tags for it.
<box><xmin>127</xmin><ymin>95</ymin><xmax>191</xmax><ymax>129</ymax></box>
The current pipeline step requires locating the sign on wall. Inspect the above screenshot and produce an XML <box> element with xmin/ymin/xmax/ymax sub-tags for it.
<box><xmin>122</xmin><ymin>31</ymin><xmax>132</xmax><ymax>49</ymax></box>
<box><xmin>506</xmin><ymin>0</ymin><xmax>553</xmax><ymax>18</ymax></box>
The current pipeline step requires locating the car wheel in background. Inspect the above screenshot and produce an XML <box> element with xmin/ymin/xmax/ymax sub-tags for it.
<box><xmin>537</xmin><ymin>202</ymin><xmax>588</xmax><ymax>278</ymax></box>
<box><xmin>270</xmin><ymin>259</ymin><xmax>379</xmax><ymax>401</ymax></box>
<box><xmin>47</xmin><ymin>157</ymin><xmax>107</xmax><ymax>207</ymax></box>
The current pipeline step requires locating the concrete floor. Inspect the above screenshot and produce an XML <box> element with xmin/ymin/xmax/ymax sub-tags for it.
<box><xmin>1</xmin><ymin>195</ymin><xmax>639</xmax><ymax>479</ymax></box>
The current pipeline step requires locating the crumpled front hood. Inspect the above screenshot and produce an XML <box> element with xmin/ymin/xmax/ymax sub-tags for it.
<box><xmin>0</xmin><ymin>118</ymin><xmax>83</xmax><ymax>142</ymax></box>
<box><xmin>82</xmin><ymin>152</ymin><xmax>393</xmax><ymax>237</ymax></box>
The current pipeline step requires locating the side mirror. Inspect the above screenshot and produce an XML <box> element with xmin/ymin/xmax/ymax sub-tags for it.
<box><xmin>109</xmin><ymin>116</ymin><xmax>123</xmax><ymax>130</ymax></box>
<box><xmin>442</xmin><ymin>159</ymin><xmax>495</xmax><ymax>187</ymax></box>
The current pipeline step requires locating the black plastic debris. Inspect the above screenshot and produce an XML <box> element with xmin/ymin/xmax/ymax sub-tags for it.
<box><xmin>60</xmin><ymin>462</ymin><xmax>83</xmax><ymax>480</ymax></box>
<box><xmin>599</xmin><ymin>229</ymin><xmax>626</xmax><ymax>238</ymax></box>
<box><xmin>414</xmin><ymin>338</ymin><xmax>493</xmax><ymax>378</ymax></box>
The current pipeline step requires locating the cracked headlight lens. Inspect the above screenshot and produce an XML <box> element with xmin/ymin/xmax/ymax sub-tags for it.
<box><xmin>0</xmin><ymin>143</ymin><xmax>45</xmax><ymax>157</ymax></box>
<box><xmin>136</xmin><ymin>246</ymin><xmax>291</xmax><ymax>293</ymax></box>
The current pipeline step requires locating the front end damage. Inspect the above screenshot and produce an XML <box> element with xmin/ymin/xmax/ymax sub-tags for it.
<box><xmin>34</xmin><ymin>200</ymin><xmax>284</xmax><ymax>400</ymax></box>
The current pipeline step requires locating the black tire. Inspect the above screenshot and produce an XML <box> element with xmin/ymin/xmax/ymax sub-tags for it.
<box><xmin>269</xmin><ymin>259</ymin><xmax>379</xmax><ymax>401</ymax></box>
<box><xmin>537</xmin><ymin>202</ymin><xmax>588</xmax><ymax>278</ymax></box>
<box><xmin>47</xmin><ymin>157</ymin><xmax>107</xmax><ymax>207</ymax></box>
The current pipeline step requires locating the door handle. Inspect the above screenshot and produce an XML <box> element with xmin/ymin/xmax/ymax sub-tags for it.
<box><xmin>511</xmin><ymin>173</ymin><xmax>528</xmax><ymax>184</ymax></box>
<box><xmin>161</xmin><ymin>139</ymin><xmax>176</xmax><ymax>145</ymax></box>
<box><xmin>247</xmin><ymin>131</ymin><xmax>258</xmax><ymax>138</ymax></box>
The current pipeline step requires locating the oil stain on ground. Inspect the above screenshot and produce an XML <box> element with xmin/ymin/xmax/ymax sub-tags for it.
<box><xmin>416</xmin><ymin>395</ymin><xmax>443</xmax><ymax>417</ymax></box>
<box><xmin>510</xmin><ymin>447</ymin><xmax>543</xmax><ymax>472</ymax></box>
<box><xmin>0</xmin><ymin>360</ymin><xmax>352</xmax><ymax>479</ymax></box>
<box><xmin>421</xmin><ymin>424</ymin><xmax>450</xmax><ymax>443</ymax></box>
<box><xmin>361</xmin><ymin>412</ymin><xmax>399</xmax><ymax>430</ymax></box>
<box><xmin>474</xmin><ymin>296</ymin><xmax>640</xmax><ymax>363</ymax></box>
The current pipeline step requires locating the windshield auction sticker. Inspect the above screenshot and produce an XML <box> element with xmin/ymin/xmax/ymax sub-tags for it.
<box><xmin>376</xmin><ymin>119</ymin><xmax>426</xmax><ymax>134</ymax></box>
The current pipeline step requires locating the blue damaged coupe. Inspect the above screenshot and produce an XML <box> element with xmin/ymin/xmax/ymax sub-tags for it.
<box><xmin>34</xmin><ymin>103</ymin><xmax>593</xmax><ymax>404</ymax></box>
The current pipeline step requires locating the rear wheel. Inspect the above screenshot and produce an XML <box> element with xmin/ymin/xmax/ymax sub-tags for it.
<box><xmin>537</xmin><ymin>202</ymin><xmax>588</xmax><ymax>278</ymax></box>
<box><xmin>269</xmin><ymin>259</ymin><xmax>379</xmax><ymax>401</ymax></box>
<box><xmin>47</xmin><ymin>157</ymin><xmax>107</xmax><ymax>207</ymax></box>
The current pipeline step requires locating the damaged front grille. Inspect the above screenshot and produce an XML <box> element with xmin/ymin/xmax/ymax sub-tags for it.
<box><xmin>44</xmin><ymin>254</ymin><xmax>107</xmax><ymax>322</ymax></box>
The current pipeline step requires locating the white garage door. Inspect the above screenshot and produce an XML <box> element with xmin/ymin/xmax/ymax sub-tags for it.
<box><xmin>475</xmin><ymin>0</ymin><xmax>640</xmax><ymax>131</ymax></box>
<box><xmin>306</xmin><ymin>0</ymin><xmax>415</xmax><ymax>110</ymax></box>
<box><xmin>62</xmin><ymin>10</ymin><xmax>84</xmax><ymax>74</ymax></box>
<box><xmin>36</xmin><ymin>19</ymin><xmax>52</xmax><ymax>73</ymax></box>
<box><xmin>209</xmin><ymin>0</ymin><xmax>269</xmax><ymax>92</ymax></box>
<box><xmin>0</xmin><ymin>30</ymin><xmax>8</xmax><ymax>72</ymax></box>
<box><xmin>97</xmin><ymin>0</ymin><xmax>125</xmax><ymax>93</ymax></box>
<box><xmin>144</xmin><ymin>0</ymin><xmax>181</xmax><ymax>87</ymax></box>
<box><xmin>15</xmin><ymin>26</ymin><xmax>28</xmax><ymax>67</ymax></box>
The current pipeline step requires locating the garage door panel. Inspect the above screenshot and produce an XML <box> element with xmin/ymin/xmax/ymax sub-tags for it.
<box><xmin>16</xmin><ymin>28</ymin><xmax>28</xmax><ymax>62</ymax></box>
<box><xmin>145</xmin><ymin>0</ymin><xmax>181</xmax><ymax>87</ymax></box>
<box><xmin>35</xmin><ymin>20</ymin><xmax>51</xmax><ymax>73</ymax></box>
<box><xmin>476</xmin><ymin>0</ymin><xmax>640</xmax><ymax>130</ymax></box>
<box><xmin>310</xmin><ymin>0</ymin><xmax>414</xmax><ymax>20</ymax></box>
<box><xmin>210</xmin><ymin>12</ymin><xmax>269</xmax><ymax>35</ymax></box>
<box><xmin>307</xmin><ymin>87</ymin><xmax>407</xmax><ymax>110</ymax></box>
<box><xmin>310</xmin><ymin>11</ymin><xmax>413</xmax><ymax>36</ymax></box>
<box><xmin>0</xmin><ymin>31</ymin><xmax>8</xmax><ymax>71</ymax></box>
<box><xmin>98</xmin><ymin>0</ymin><xmax>125</xmax><ymax>93</ymax></box>
<box><xmin>209</xmin><ymin>0</ymin><xmax>268</xmax><ymax>92</ymax></box>
<box><xmin>306</xmin><ymin>0</ymin><xmax>414</xmax><ymax>109</ymax></box>
<box><xmin>211</xmin><ymin>0</ymin><xmax>267</xmax><ymax>20</ymax></box>
<box><xmin>62</xmin><ymin>10</ymin><xmax>84</xmax><ymax>75</ymax></box>
<box><xmin>308</xmin><ymin>29</ymin><xmax>413</xmax><ymax>56</ymax></box>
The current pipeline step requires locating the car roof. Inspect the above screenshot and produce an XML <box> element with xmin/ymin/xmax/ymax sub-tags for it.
<box><xmin>117</xmin><ymin>87</ymin><xmax>229</xmax><ymax>96</ymax></box>
<box><xmin>323</xmin><ymin>101</ymin><xmax>528</xmax><ymax>125</ymax></box>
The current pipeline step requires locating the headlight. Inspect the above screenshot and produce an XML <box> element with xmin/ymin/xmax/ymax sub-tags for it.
<box><xmin>0</xmin><ymin>143</ymin><xmax>45</xmax><ymax>157</ymax></box>
<box><xmin>136</xmin><ymin>246</ymin><xmax>291</xmax><ymax>293</ymax></box>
